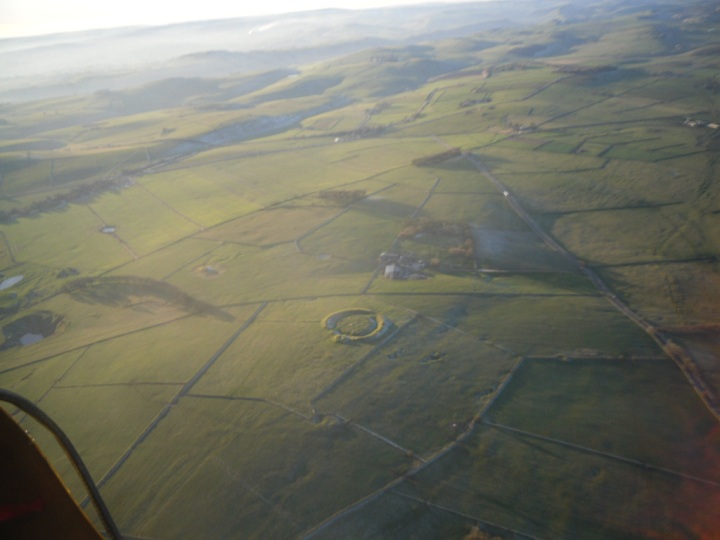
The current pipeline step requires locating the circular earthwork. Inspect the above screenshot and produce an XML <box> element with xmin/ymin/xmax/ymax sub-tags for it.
<box><xmin>322</xmin><ymin>308</ymin><xmax>389</xmax><ymax>343</ymax></box>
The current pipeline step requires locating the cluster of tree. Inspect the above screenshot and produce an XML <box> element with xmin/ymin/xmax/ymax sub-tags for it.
<box><xmin>554</xmin><ymin>64</ymin><xmax>615</xmax><ymax>74</ymax></box>
<box><xmin>658</xmin><ymin>324</ymin><xmax>720</xmax><ymax>336</ymax></box>
<box><xmin>370</xmin><ymin>53</ymin><xmax>400</xmax><ymax>64</ymax></box>
<box><xmin>463</xmin><ymin>526</ymin><xmax>503</xmax><ymax>540</ymax></box>
<box><xmin>697</xmin><ymin>77</ymin><xmax>720</xmax><ymax>94</ymax></box>
<box><xmin>448</xmin><ymin>238</ymin><xmax>474</xmax><ymax>259</ymax></box>
<box><xmin>459</xmin><ymin>97</ymin><xmax>492</xmax><ymax>108</ymax></box>
<box><xmin>318</xmin><ymin>189</ymin><xmax>367</xmax><ymax>204</ymax></box>
<box><xmin>331</xmin><ymin>125</ymin><xmax>386</xmax><ymax>140</ymax></box>
<box><xmin>0</xmin><ymin>176</ymin><xmax>130</xmax><ymax>223</ymax></box>
<box><xmin>366</xmin><ymin>102</ymin><xmax>391</xmax><ymax>115</ymax></box>
<box><xmin>490</xmin><ymin>62</ymin><xmax>535</xmax><ymax>73</ymax></box>
<box><xmin>411</xmin><ymin>147</ymin><xmax>462</xmax><ymax>166</ymax></box>
<box><xmin>399</xmin><ymin>217</ymin><xmax>474</xmax><ymax>258</ymax></box>
<box><xmin>399</xmin><ymin>217</ymin><xmax>467</xmax><ymax>239</ymax></box>
<box><xmin>505</xmin><ymin>120</ymin><xmax>537</xmax><ymax>132</ymax></box>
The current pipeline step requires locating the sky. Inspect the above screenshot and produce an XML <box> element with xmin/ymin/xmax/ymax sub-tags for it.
<box><xmin>0</xmin><ymin>0</ymin><xmax>488</xmax><ymax>39</ymax></box>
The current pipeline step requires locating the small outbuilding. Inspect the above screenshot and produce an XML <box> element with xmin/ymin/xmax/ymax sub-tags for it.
<box><xmin>384</xmin><ymin>264</ymin><xmax>401</xmax><ymax>279</ymax></box>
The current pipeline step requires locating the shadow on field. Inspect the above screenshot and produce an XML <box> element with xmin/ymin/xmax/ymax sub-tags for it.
<box><xmin>63</xmin><ymin>276</ymin><xmax>234</xmax><ymax>321</ymax></box>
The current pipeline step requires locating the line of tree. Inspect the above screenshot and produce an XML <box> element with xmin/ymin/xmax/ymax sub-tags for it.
<box><xmin>411</xmin><ymin>148</ymin><xmax>462</xmax><ymax>166</ymax></box>
<box><xmin>554</xmin><ymin>64</ymin><xmax>615</xmax><ymax>74</ymax></box>
<box><xmin>330</xmin><ymin>125</ymin><xmax>386</xmax><ymax>139</ymax></box>
<box><xmin>658</xmin><ymin>324</ymin><xmax>720</xmax><ymax>336</ymax></box>
<box><xmin>0</xmin><ymin>176</ymin><xmax>131</xmax><ymax>223</ymax></box>
<box><xmin>399</xmin><ymin>217</ymin><xmax>474</xmax><ymax>258</ymax></box>
<box><xmin>318</xmin><ymin>189</ymin><xmax>367</xmax><ymax>204</ymax></box>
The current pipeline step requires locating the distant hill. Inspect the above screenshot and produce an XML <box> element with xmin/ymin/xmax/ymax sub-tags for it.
<box><xmin>0</xmin><ymin>1</ymin><xmax>565</xmax><ymax>103</ymax></box>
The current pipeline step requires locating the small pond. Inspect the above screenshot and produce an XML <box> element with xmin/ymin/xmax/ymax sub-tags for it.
<box><xmin>0</xmin><ymin>275</ymin><xmax>24</xmax><ymax>290</ymax></box>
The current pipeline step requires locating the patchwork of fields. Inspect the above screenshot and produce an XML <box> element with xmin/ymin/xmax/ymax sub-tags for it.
<box><xmin>1</xmin><ymin>3</ymin><xmax>720</xmax><ymax>539</ymax></box>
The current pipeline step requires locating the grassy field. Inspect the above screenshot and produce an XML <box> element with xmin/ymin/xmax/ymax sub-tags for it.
<box><xmin>393</xmin><ymin>424</ymin><xmax>720</xmax><ymax>540</ymax></box>
<box><xmin>100</xmin><ymin>396</ymin><xmax>411</xmax><ymax>539</ymax></box>
<box><xmin>1</xmin><ymin>3</ymin><xmax>720</xmax><ymax>538</ymax></box>
<box><xmin>316</xmin><ymin>315</ymin><xmax>518</xmax><ymax>456</ymax></box>
<box><xmin>487</xmin><ymin>357</ymin><xmax>720</xmax><ymax>480</ymax></box>
<box><xmin>386</xmin><ymin>294</ymin><xmax>659</xmax><ymax>357</ymax></box>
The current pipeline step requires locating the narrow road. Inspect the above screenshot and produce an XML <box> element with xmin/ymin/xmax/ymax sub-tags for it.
<box><xmin>466</xmin><ymin>153</ymin><xmax>720</xmax><ymax>422</ymax></box>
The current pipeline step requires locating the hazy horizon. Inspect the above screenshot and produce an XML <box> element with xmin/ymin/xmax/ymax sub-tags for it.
<box><xmin>0</xmin><ymin>0</ymin><xmax>494</xmax><ymax>39</ymax></box>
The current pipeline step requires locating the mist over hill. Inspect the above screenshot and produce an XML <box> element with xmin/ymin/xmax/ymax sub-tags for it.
<box><xmin>0</xmin><ymin>0</ymin><xmax>629</xmax><ymax>103</ymax></box>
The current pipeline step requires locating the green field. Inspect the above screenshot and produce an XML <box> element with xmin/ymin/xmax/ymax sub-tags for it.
<box><xmin>2</xmin><ymin>3</ymin><xmax>720</xmax><ymax>539</ymax></box>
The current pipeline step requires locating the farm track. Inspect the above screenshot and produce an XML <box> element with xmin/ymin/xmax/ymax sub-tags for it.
<box><xmin>467</xmin><ymin>153</ymin><xmax>720</xmax><ymax>422</ymax></box>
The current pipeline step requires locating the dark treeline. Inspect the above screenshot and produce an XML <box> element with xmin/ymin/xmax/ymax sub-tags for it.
<box><xmin>411</xmin><ymin>148</ymin><xmax>462</xmax><ymax>166</ymax></box>
<box><xmin>318</xmin><ymin>189</ymin><xmax>367</xmax><ymax>204</ymax></box>
<box><xmin>0</xmin><ymin>176</ymin><xmax>131</xmax><ymax>223</ymax></box>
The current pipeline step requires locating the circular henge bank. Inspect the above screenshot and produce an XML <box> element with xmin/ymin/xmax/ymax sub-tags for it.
<box><xmin>322</xmin><ymin>308</ymin><xmax>390</xmax><ymax>343</ymax></box>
